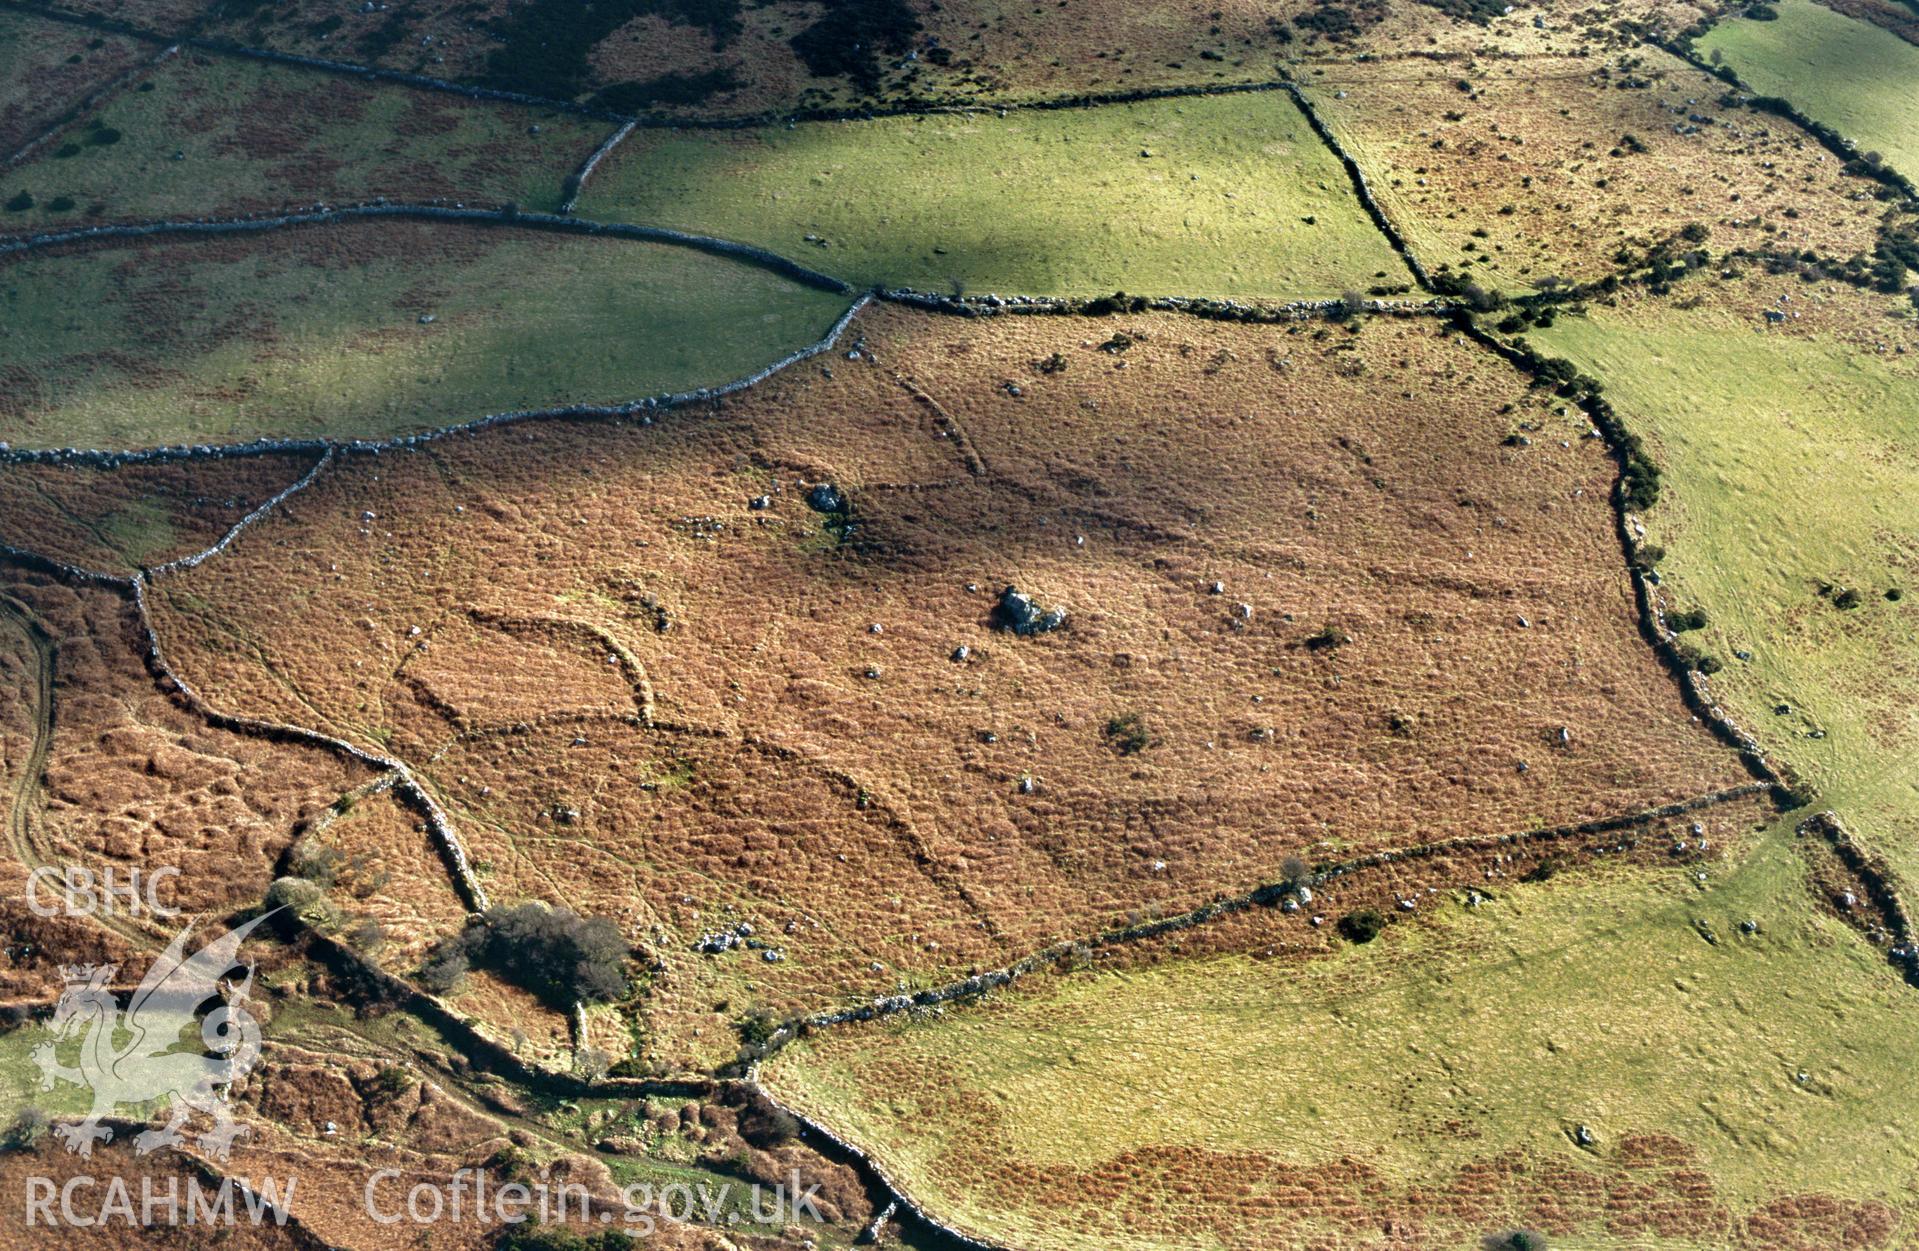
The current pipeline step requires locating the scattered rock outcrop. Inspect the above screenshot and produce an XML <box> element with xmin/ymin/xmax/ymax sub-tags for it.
<box><xmin>992</xmin><ymin>585</ymin><xmax>1065</xmax><ymax>635</ymax></box>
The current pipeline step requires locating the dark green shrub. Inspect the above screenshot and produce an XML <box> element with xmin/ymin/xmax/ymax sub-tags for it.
<box><xmin>1105</xmin><ymin>712</ymin><xmax>1153</xmax><ymax>755</ymax></box>
<box><xmin>417</xmin><ymin>942</ymin><xmax>468</xmax><ymax>993</ymax></box>
<box><xmin>1671</xmin><ymin>640</ymin><xmax>1721</xmax><ymax>674</ymax></box>
<box><xmin>1304</xmin><ymin>625</ymin><xmax>1349</xmax><ymax>652</ymax></box>
<box><xmin>1482</xmin><ymin>1232</ymin><xmax>1550</xmax><ymax>1251</ymax></box>
<box><xmin>2</xmin><ymin>1108</ymin><xmax>48</xmax><ymax>1151</ymax></box>
<box><xmin>420</xmin><ymin>902</ymin><xmax>629</xmax><ymax>1007</ymax></box>
<box><xmin>736</xmin><ymin>1008</ymin><xmax>779</xmax><ymax>1047</ymax></box>
<box><xmin>4</xmin><ymin>191</ymin><xmax>32</xmax><ymax>212</ymax></box>
<box><xmin>738</xmin><ymin>1090</ymin><xmax>801</xmax><ymax>1147</ymax></box>
<box><xmin>1621</xmin><ymin>457</ymin><xmax>1661</xmax><ymax>511</ymax></box>
<box><xmin>1338</xmin><ymin>909</ymin><xmax>1384</xmax><ymax>943</ymax></box>
<box><xmin>1085</xmin><ymin>291</ymin><xmax>1146</xmax><ymax>316</ymax></box>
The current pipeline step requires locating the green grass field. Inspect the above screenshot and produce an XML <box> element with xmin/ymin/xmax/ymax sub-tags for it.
<box><xmin>0</xmin><ymin>221</ymin><xmax>853</xmax><ymax>448</ymax></box>
<box><xmin>577</xmin><ymin>92</ymin><xmax>1412</xmax><ymax>299</ymax></box>
<box><xmin>0</xmin><ymin>51</ymin><xmax>608</xmax><ymax>230</ymax></box>
<box><xmin>1699</xmin><ymin>0</ymin><xmax>1919</xmax><ymax>181</ymax></box>
<box><xmin>768</xmin><ymin>830</ymin><xmax>1919</xmax><ymax>1250</ymax></box>
<box><xmin>0</xmin><ymin>10</ymin><xmax>144</xmax><ymax>152</ymax></box>
<box><xmin>763</xmin><ymin>281</ymin><xmax>1919</xmax><ymax>1251</ymax></box>
<box><xmin>1532</xmin><ymin>281</ymin><xmax>1919</xmax><ymax>874</ymax></box>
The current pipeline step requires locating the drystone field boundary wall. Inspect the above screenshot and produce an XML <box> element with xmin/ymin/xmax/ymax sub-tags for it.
<box><xmin>738</xmin><ymin>782</ymin><xmax>1780</xmax><ymax>1251</ymax></box>
<box><xmin>128</xmin><ymin>575</ymin><xmax>494</xmax><ymax>914</ymax></box>
<box><xmin>877</xmin><ymin>287</ymin><xmax>1451</xmax><ymax>321</ymax></box>
<box><xmin>1453</xmin><ymin>316</ymin><xmax>1801</xmax><ymax>801</ymax></box>
<box><xmin>0</xmin><ymin>40</ymin><xmax>179</xmax><ymax>170</ymax></box>
<box><xmin>0</xmin><ymin>293</ymin><xmax>875</xmax><ymax>925</ymax></box>
<box><xmin>761</xmin><ymin>784</ymin><xmax>1775</xmax><ymax>1046</ymax></box>
<box><xmin>0</xmin><ymin>253</ymin><xmax>869</xmax><ymax>469</ymax></box>
<box><xmin>1662</xmin><ymin>36</ymin><xmax>1919</xmax><ymax>199</ymax></box>
<box><xmin>1799</xmin><ymin>810</ymin><xmax>1919</xmax><ymax>985</ymax></box>
<box><xmin>1283</xmin><ymin>82</ymin><xmax>1433</xmax><ymax>291</ymax></box>
<box><xmin>0</xmin><ymin>201</ymin><xmax>853</xmax><ymax>291</ymax></box>
<box><xmin>147</xmin><ymin>448</ymin><xmax>333</xmax><ymax>576</ymax></box>
<box><xmin>560</xmin><ymin>119</ymin><xmax>637</xmax><ymax>215</ymax></box>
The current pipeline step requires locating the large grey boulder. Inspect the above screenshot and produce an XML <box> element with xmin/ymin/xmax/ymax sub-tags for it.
<box><xmin>994</xmin><ymin>586</ymin><xmax>1066</xmax><ymax>635</ymax></box>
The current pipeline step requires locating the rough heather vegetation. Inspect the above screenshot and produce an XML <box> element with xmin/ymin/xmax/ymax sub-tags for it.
<box><xmin>0</xmin><ymin>2</ymin><xmax>1913</xmax><ymax>1248</ymax></box>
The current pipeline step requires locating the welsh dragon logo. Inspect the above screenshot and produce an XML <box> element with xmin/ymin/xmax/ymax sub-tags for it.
<box><xmin>30</xmin><ymin>912</ymin><xmax>273</xmax><ymax>1162</ymax></box>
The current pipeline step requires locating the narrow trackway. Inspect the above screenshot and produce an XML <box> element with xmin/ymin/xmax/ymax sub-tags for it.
<box><xmin>0</xmin><ymin>597</ymin><xmax>694</xmax><ymax>1238</ymax></box>
<box><xmin>0</xmin><ymin>601</ymin><xmax>683</xmax><ymax>1235</ymax></box>
<box><xmin>0</xmin><ymin>593</ymin><xmax>161</xmax><ymax>950</ymax></box>
<box><xmin>0</xmin><ymin>595</ymin><xmax>54</xmax><ymax>881</ymax></box>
